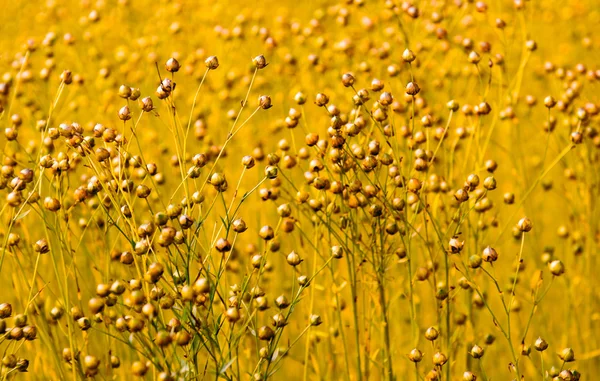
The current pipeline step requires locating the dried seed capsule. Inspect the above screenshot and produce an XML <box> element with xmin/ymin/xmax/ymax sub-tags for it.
<box><xmin>118</xmin><ymin>106</ymin><xmax>131</xmax><ymax>121</ymax></box>
<box><xmin>408</xmin><ymin>348</ymin><xmax>423</xmax><ymax>362</ymax></box>
<box><xmin>469</xmin><ymin>344</ymin><xmax>484</xmax><ymax>358</ymax></box>
<box><xmin>405</xmin><ymin>81</ymin><xmax>420</xmax><ymax>96</ymax></box>
<box><xmin>205</xmin><ymin>56</ymin><xmax>219</xmax><ymax>70</ymax></box>
<box><xmin>315</xmin><ymin>93</ymin><xmax>329</xmax><ymax>106</ymax></box>
<box><xmin>468</xmin><ymin>51</ymin><xmax>481</xmax><ymax>64</ymax></box>
<box><xmin>165</xmin><ymin>58</ymin><xmax>180</xmax><ymax>73</ymax></box>
<box><xmin>558</xmin><ymin>348</ymin><xmax>575</xmax><ymax>362</ymax></box>
<box><xmin>309</xmin><ymin>314</ymin><xmax>322</xmax><ymax>326</ymax></box>
<box><xmin>549</xmin><ymin>260</ymin><xmax>565</xmax><ymax>276</ymax></box>
<box><xmin>130</xmin><ymin>88</ymin><xmax>141</xmax><ymax>101</ymax></box>
<box><xmin>341</xmin><ymin>73</ymin><xmax>355</xmax><ymax>87</ymax></box>
<box><xmin>402</xmin><ymin>49</ymin><xmax>416</xmax><ymax>63</ymax></box>
<box><xmin>253</xmin><ymin>55</ymin><xmax>268</xmax><ymax>69</ymax></box>
<box><xmin>482</xmin><ymin>246</ymin><xmax>498</xmax><ymax>262</ymax></box>
<box><xmin>140</xmin><ymin>97</ymin><xmax>154</xmax><ymax>112</ymax></box>
<box><xmin>517</xmin><ymin>217</ymin><xmax>533</xmax><ymax>232</ymax></box>
<box><xmin>448</xmin><ymin>237</ymin><xmax>464</xmax><ymax>253</ymax></box>
<box><xmin>257</xmin><ymin>326</ymin><xmax>274</xmax><ymax>341</ymax></box>
<box><xmin>483</xmin><ymin>176</ymin><xmax>496</xmax><ymax>190</ymax></box>
<box><xmin>60</xmin><ymin>70</ymin><xmax>72</xmax><ymax>84</ymax></box>
<box><xmin>425</xmin><ymin>327</ymin><xmax>439</xmax><ymax>341</ymax></box>
<box><xmin>534</xmin><ymin>337</ymin><xmax>548</xmax><ymax>351</ymax></box>
<box><xmin>118</xmin><ymin>85</ymin><xmax>131</xmax><ymax>99</ymax></box>
<box><xmin>34</xmin><ymin>239</ymin><xmax>50</xmax><ymax>254</ymax></box>
<box><xmin>432</xmin><ymin>352</ymin><xmax>447</xmax><ymax>366</ymax></box>
<box><xmin>258</xmin><ymin>95</ymin><xmax>272</xmax><ymax>109</ymax></box>
<box><xmin>286</xmin><ymin>251</ymin><xmax>302</xmax><ymax>266</ymax></box>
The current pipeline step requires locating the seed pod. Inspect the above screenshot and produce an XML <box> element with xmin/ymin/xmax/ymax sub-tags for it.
<box><xmin>482</xmin><ymin>246</ymin><xmax>498</xmax><ymax>262</ymax></box>
<box><xmin>136</xmin><ymin>184</ymin><xmax>151</xmax><ymax>198</ymax></box>
<box><xmin>298</xmin><ymin>275</ymin><xmax>310</xmax><ymax>287</ymax></box>
<box><xmin>265</xmin><ymin>165</ymin><xmax>278</xmax><ymax>179</ymax></box>
<box><xmin>341</xmin><ymin>73</ymin><xmax>355</xmax><ymax>87</ymax></box>
<box><xmin>34</xmin><ymin>238</ymin><xmax>50</xmax><ymax>254</ymax></box>
<box><xmin>232</xmin><ymin>219</ymin><xmax>247</xmax><ymax>233</ymax></box>
<box><xmin>408</xmin><ymin>348</ymin><xmax>423</xmax><ymax>362</ymax></box>
<box><xmin>205</xmin><ymin>56</ymin><xmax>219</xmax><ymax>70</ymax></box>
<box><xmin>315</xmin><ymin>93</ymin><xmax>329</xmax><ymax>107</ymax></box>
<box><xmin>0</xmin><ymin>303</ymin><xmax>12</xmax><ymax>319</ymax></box>
<box><xmin>558</xmin><ymin>348</ymin><xmax>575</xmax><ymax>362</ymax></box>
<box><xmin>294</xmin><ymin>92</ymin><xmax>306</xmax><ymax>105</ymax></box>
<box><xmin>544</xmin><ymin>96</ymin><xmax>556</xmax><ymax>108</ymax></box>
<box><xmin>534</xmin><ymin>337</ymin><xmax>548</xmax><ymax>351</ymax></box>
<box><xmin>549</xmin><ymin>260</ymin><xmax>565</xmax><ymax>276</ymax></box>
<box><xmin>259</xmin><ymin>225</ymin><xmax>274</xmax><ymax>240</ymax></box>
<box><xmin>517</xmin><ymin>217</ymin><xmax>533</xmax><ymax>232</ymax></box>
<box><xmin>16</xmin><ymin>358</ymin><xmax>28</xmax><ymax>372</ymax></box>
<box><xmin>309</xmin><ymin>314</ymin><xmax>322</xmax><ymax>326</ymax></box>
<box><xmin>331</xmin><ymin>246</ymin><xmax>343</xmax><ymax>259</ymax></box>
<box><xmin>242</xmin><ymin>155</ymin><xmax>255</xmax><ymax>168</ymax></box>
<box><xmin>60</xmin><ymin>70</ymin><xmax>72</xmax><ymax>84</ymax></box>
<box><xmin>131</xmin><ymin>360</ymin><xmax>148</xmax><ymax>376</ymax></box>
<box><xmin>432</xmin><ymin>352</ymin><xmax>448</xmax><ymax>366</ymax></box>
<box><xmin>118</xmin><ymin>85</ymin><xmax>131</xmax><ymax>99</ymax></box>
<box><xmin>176</xmin><ymin>331</ymin><xmax>191</xmax><ymax>346</ymax></box>
<box><xmin>130</xmin><ymin>88</ymin><xmax>141</xmax><ymax>101</ymax></box>
<box><xmin>405</xmin><ymin>81</ymin><xmax>420</xmax><ymax>95</ymax></box>
<box><xmin>470</xmin><ymin>345</ymin><xmax>484</xmax><ymax>358</ymax></box>
<box><xmin>215</xmin><ymin>238</ymin><xmax>232</xmax><ymax>252</ymax></box>
<box><xmin>252</xmin><ymin>55</ymin><xmax>268</xmax><ymax>69</ymax></box>
<box><xmin>469</xmin><ymin>255</ymin><xmax>482</xmax><ymax>268</ymax></box>
<box><xmin>483</xmin><ymin>176</ymin><xmax>496</xmax><ymax>190</ymax></box>
<box><xmin>258</xmin><ymin>95</ymin><xmax>272</xmax><ymax>109</ymax></box>
<box><xmin>402</xmin><ymin>49</ymin><xmax>416</xmax><ymax>63</ymax></box>
<box><xmin>83</xmin><ymin>355</ymin><xmax>100</xmax><ymax>370</ymax></box>
<box><xmin>140</xmin><ymin>97</ymin><xmax>154</xmax><ymax>112</ymax></box>
<box><xmin>286</xmin><ymin>251</ymin><xmax>302</xmax><ymax>266</ymax></box>
<box><xmin>165</xmin><ymin>58</ymin><xmax>180</xmax><ymax>73</ymax></box>
<box><xmin>44</xmin><ymin>197</ymin><xmax>61</xmax><ymax>211</ymax></box>
<box><xmin>468</xmin><ymin>51</ymin><xmax>481</xmax><ymax>64</ymax></box>
<box><xmin>257</xmin><ymin>326</ymin><xmax>274</xmax><ymax>341</ymax></box>
<box><xmin>448</xmin><ymin>237</ymin><xmax>464</xmax><ymax>253</ymax></box>
<box><xmin>193</xmin><ymin>278</ymin><xmax>210</xmax><ymax>295</ymax></box>
<box><xmin>118</xmin><ymin>106</ymin><xmax>131</xmax><ymax>121</ymax></box>
<box><xmin>272</xmin><ymin>313</ymin><xmax>287</xmax><ymax>327</ymax></box>
<box><xmin>454</xmin><ymin>188</ymin><xmax>469</xmax><ymax>203</ymax></box>
<box><xmin>210</xmin><ymin>172</ymin><xmax>226</xmax><ymax>187</ymax></box>
<box><xmin>425</xmin><ymin>327</ymin><xmax>439</xmax><ymax>341</ymax></box>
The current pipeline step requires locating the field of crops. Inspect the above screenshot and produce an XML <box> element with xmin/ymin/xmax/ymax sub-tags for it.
<box><xmin>0</xmin><ymin>0</ymin><xmax>599</xmax><ymax>379</ymax></box>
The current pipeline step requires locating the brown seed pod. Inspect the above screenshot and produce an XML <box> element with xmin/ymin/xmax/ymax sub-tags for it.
<box><xmin>405</xmin><ymin>81</ymin><xmax>420</xmax><ymax>95</ymax></box>
<box><xmin>253</xmin><ymin>55</ymin><xmax>268</xmax><ymax>69</ymax></box>
<box><xmin>257</xmin><ymin>326</ymin><xmax>274</xmax><ymax>341</ymax></box>
<box><xmin>165</xmin><ymin>58</ymin><xmax>180</xmax><ymax>73</ymax></box>
<box><xmin>205</xmin><ymin>56</ymin><xmax>219</xmax><ymax>70</ymax></box>
<box><xmin>517</xmin><ymin>217</ymin><xmax>533</xmax><ymax>232</ymax></box>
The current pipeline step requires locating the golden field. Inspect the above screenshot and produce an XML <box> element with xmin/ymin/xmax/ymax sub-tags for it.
<box><xmin>0</xmin><ymin>0</ymin><xmax>599</xmax><ymax>379</ymax></box>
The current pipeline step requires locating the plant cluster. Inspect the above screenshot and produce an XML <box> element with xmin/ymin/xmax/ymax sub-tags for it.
<box><xmin>0</xmin><ymin>0</ymin><xmax>598</xmax><ymax>380</ymax></box>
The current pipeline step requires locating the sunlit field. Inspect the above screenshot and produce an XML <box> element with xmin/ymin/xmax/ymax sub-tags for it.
<box><xmin>0</xmin><ymin>0</ymin><xmax>599</xmax><ymax>379</ymax></box>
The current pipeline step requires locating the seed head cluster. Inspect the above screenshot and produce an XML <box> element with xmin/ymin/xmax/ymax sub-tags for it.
<box><xmin>0</xmin><ymin>0</ymin><xmax>596</xmax><ymax>380</ymax></box>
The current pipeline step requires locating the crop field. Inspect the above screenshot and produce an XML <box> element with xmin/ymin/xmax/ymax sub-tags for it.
<box><xmin>0</xmin><ymin>0</ymin><xmax>599</xmax><ymax>380</ymax></box>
